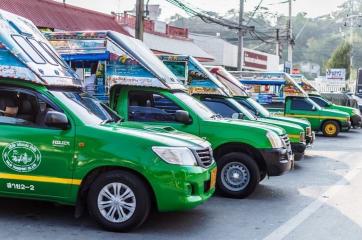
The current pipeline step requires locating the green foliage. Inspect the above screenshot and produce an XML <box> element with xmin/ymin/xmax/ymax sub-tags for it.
<box><xmin>325</xmin><ymin>41</ymin><xmax>352</xmax><ymax>79</ymax></box>
<box><xmin>167</xmin><ymin>0</ymin><xmax>362</xmax><ymax>75</ymax></box>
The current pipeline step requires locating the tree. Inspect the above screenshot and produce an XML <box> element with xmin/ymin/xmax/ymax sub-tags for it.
<box><xmin>325</xmin><ymin>41</ymin><xmax>352</xmax><ymax>79</ymax></box>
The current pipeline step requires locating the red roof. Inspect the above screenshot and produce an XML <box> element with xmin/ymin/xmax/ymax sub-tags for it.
<box><xmin>0</xmin><ymin>0</ymin><xmax>130</xmax><ymax>35</ymax></box>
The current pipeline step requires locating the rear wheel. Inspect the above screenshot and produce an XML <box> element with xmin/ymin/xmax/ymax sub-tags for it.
<box><xmin>322</xmin><ymin>120</ymin><xmax>340</xmax><ymax>137</ymax></box>
<box><xmin>217</xmin><ymin>152</ymin><xmax>260</xmax><ymax>198</ymax></box>
<box><xmin>87</xmin><ymin>170</ymin><xmax>151</xmax><ymax>232</ymax></box>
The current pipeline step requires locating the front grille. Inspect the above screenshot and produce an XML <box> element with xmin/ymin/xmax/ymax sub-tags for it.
<box><xmin>195</xmin><ymin>148</ymin><xmax>214</xmax><ymax>168</ymax></box>
<box><xmin>281</xmin><ymin>134</ymin><xmax>292</xmax><ymax>152</ymax></box>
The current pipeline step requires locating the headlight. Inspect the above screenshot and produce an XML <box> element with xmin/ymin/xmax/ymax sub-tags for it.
<box><xmin>300</xmin><ymin>132</ymin><xmax>306</xmax><ymax>143</ymax></box>
<box><xmin>306</xmin><ymin>127</ymin><xmax>312</xmax><ymax>136</ymax></box>
<box><xmin>152</xmin><ymin>146</ymin><xmax>197</xmax><ymax>166</ymax></box>
<box><xmin>266</xmin><ymin>131</ymin><xmax>284</xmax><ymax>149</ymax></box>
<box><xmin>353</xmin><ymin>108</ymin><xmax>361</xmax><ymax>115</ymax></box>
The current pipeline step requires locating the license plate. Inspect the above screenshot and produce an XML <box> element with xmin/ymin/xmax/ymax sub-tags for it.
<box><xmin>210</xmin><ymin>168</ymin><xmax>217</xmax><ymax>189</ymax></box>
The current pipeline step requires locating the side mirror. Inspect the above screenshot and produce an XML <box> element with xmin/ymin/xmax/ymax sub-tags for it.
<box><xmin>232</xmin><ymin>113</ymin><xmax>244</xmax><ymax>119</ymax></box>
<box><xmin>175</xmin><ymin>110</ymin><xmax>192</xmax><ymax>124</ymax></box>
<box><xmin>45</xmin><ymin>111</ymin><xmax>69</xmax><ymax>130</ymax></box>
<box><xmin>312</xmin><ymin>106</ymin><xmax>317</xmax><ymax>111</ymax></box>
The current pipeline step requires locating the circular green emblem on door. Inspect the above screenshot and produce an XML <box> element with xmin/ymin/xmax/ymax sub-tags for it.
<box><xmin>2</xmin><ymin>141</ymin><xmax>42</xmax><ymax>173</ymax></box>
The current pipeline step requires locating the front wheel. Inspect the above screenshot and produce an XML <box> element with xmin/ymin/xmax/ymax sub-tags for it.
<box><xmin>217</xmin><ymin>152</ymin><xmax>260</xmax><ymax>199</ymax></box>
<box><xmin>322</xmin><ymin>120</ymin><xmax>340</xmax><ymax>137</ymax></box>
<box><xmin>87</xmin><ymin>170</ymin><xmax>151</xmax><ymax>232</ymax></box>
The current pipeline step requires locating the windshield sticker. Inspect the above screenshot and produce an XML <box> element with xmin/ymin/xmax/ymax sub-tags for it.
<box><xmin>2</xmin><ymin>141</ymin><xmax>42</xmax><ymax>173</ymax></box>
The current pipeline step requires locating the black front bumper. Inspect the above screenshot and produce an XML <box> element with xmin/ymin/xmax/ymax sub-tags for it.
<box><xmin>306</xmin><ymin>132</ymin><xmax>315</xmax><ymax>146</ymax></box>
<box><xmin>260</xmin><ymin>148</ymin><xmax>293</xmax><ymax>176</ymax></box>
<box><xmin>351</xmin><ymin>114</ymin><xmax>362</xmax><ymax>127</ymax></box>
<box><xmin>341</xmin><ymin>120</ymin><xmax>352</xmax><ymax>132</ymax></box>
<box><xmin>291</xmin><ymin>142</ymin><xmax>307</xmax><ymax>161</ymax></box>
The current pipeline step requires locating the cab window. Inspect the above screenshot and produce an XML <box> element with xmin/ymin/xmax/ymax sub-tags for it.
<box><xmin>0</xmin><ymin>89</ymin><xmax>58</xmax><ymax>128</ymax></box>
<box><xmin>291</xmin><ymin>99</ymin><xmax>314</xmax><ymax>111</ymax></box>
<box><xmin>128</xmin><ymin>91</ymin><xmax>182</xmax><ymax>122</ymax></box>
<box><xmin>202</xmin><ymin>99</ymin><xmax>238</xmax><ymax>118</ymax></box>
<box><xmin>310</xmin><ymin>97</ymin><xmax>328</xmax><ymax>107</ymax></box>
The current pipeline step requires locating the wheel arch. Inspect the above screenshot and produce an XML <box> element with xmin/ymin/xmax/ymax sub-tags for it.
<box><xmin>74</xmin><ymin>166</ymin><xmax>157</xmax><ymax>218</ymax></box>
<box><xmin>321</xmin><ymin>119</ymin><xmax>341</xmax><ymax>131</ymax></box>
<box><xmin>213</xmin><ymin>142</ymin><xmax>266</xmax><ymax>173</ymax></box>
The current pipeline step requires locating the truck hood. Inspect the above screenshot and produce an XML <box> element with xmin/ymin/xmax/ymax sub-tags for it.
<box><xmin>330</xmin><ymin>104</ymin><xmax>356</xmax><ymax>115</ymax></box>
<box><xmin>97</xmin><ymin>123</ymin><xmax>210</xmax><ymax>149</ymax></box>
<box><xmin>210</xmin><ymin>118</ymin><xmax>286</xmax><ymax>135</ymax></box>
<box><xmin>271</xmin><ymin>116</ymin><xmax>311</xmax><ymax>128</ymax></box>
<box><xmin>319</xmin><ymin>108</ymin><xmax>350</xmax><ymax>118</ymax></box>
<box><xmin>257</xmin><ymin>118</ymin><xmax>304</xmax><ymax>134</ymax></box>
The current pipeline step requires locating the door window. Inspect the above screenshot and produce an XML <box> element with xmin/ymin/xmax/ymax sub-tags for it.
<box><xmin>291</xmin><ymin>98</ymin><xmax>314</xmax><ymax>111</ymax></box>
<box><xmin>0</xmin><ymin>89</ymin><xmax>59</xmax><ymax>128</ymax></box>
<box><xmin>128</xmin><ymin>91</ymin><xmax>182</xmax><ymax>122</ymax></box>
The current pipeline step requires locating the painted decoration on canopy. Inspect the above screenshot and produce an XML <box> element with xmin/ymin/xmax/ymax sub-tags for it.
<box><xmin>0</xmin><ymin>43</ymin><xmax>40</xmax><ymax>81</ymax></box>
<box><xmin>159</xmin><ymin>55</ymin><xmax>230</xmax><ymax>96</ymax></box>
<box><xmin>290</xmin><ymin>74</ymin><xmax>320</xmax><ymax>95</ymax></box>
<box><xmin>0</xmin><ymin>9</ymin><xmax>81</xmax><ymax>87</ymax></box>
<box><xmin>230</xmin><ymin>71</ymin><xmax>308</xmax><ymax>101</ymax></box>
<box><xmin>207</xmin><ymin>66</ymin><xmax>249</xmax><ymax>97</ymax></box>
<box><xmin>46</xmin><ymin>31</ymin><xmax>184</xmax><ymax>90</ymax></box>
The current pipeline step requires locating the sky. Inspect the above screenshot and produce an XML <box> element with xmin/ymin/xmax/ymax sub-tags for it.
<box><xmin>55</xmin><ymin>0</ymin><xmax>346</xmax><ymax>21</ymax></box>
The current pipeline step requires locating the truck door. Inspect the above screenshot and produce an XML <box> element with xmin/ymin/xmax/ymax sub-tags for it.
<box><xmin>124</xmin><ymin>90</ymin><xmax>200</xmax><ymax>135</ymax></box>
<box><xmin>0</xmin><ymin>88</ymin><xmax>76</xmax><ymax>198</ymax></box>
<box><xmin>285</xmin><ymin>97</ymin><xmax>320</xmax><ymax>130</ymax></box>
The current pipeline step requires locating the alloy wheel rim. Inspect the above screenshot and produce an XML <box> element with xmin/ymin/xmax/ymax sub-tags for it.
<box><xmin>325</xmin><ymin>124</ymin><xmax>336</xmax><ymax>135</ymax></box>
<box><xmin>97</xmin><ymin>182</ymin><xmax>136</xmax><ymax>223</ymax></box>
<box><xmin>221</xmin><ymin>162</ymin><xmax>251</xmax><ymax>192</ymax></box>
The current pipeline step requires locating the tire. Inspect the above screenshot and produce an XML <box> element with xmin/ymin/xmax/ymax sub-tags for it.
<box><xmin>294</xmin><ymin>152</ymin><xmax>304</xmax><ymax>161</ymax></box>
<box><xmin>217</xmin><ymin>152</ymin><xmax>260</xmax><ymax>199</ymax></box>
<box><xmin>87</xmin><ymin>170</ymin><xmax>151</xmax><ymax>232</ymax></box>
<box><xmin>260</xmin><ymin>171</ymin><xmax>267</xmax><ymax>182</ymax></box>
<box><xmin>322</xmin><ymin>120</ymin><xmax>340</xmax><ymax>137</ymax></box>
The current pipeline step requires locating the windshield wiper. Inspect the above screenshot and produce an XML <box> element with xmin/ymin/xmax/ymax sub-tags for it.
<box><xmin>101</xmin><ymin>119</ymin><xmax>116</xmax><ymax>124</ymax></box>
<box><xmin>102</xmin><ymin>117</ymin><xmax>124</xmax><ymax>124</ymax></box>
<box><xmin>210</xmin><ymin>114</ymin><xmax>223</xmax><ymax>119</ymax></box>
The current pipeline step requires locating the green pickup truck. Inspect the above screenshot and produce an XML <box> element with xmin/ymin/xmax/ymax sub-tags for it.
<box><xmin>0</xmin><ymin>10</ymin><xmax>217</xmax><ymax>232</ymax></box>
<box><xmin>232</xmin><ymin>71</ymin><xmax>351</xmax><ymax>137</ymax></box>
<box><xmin>290</xmin><ymin>74</ymin><xmax>362</xmax><ymax>128</ymax></box>
<box><xmin>47</xmin><ymin>30</ymin><xmax>293</xmax><ymax>199</ymax></box>
<box><xmin>158</xmin><ymin>55</ymin><xmax>307</xmax><ymax>161</ymax></box>
<box><xmin>208</xmin><ymin>66</ymin><xmax>315</xmax><ymax>146</ymax></box>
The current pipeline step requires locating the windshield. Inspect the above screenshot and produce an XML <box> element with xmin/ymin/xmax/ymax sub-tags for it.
<box><xmin>50</xmin><ymin>91</ymin><xmax>121</xmax><ymax>125</ymax></box>
<box><xmin>227</xmin><ymin>98</ymin><xmax>256</xmax><ymax>120</ymax></box>
<box><xmin>174</xmin><ymin>92</ymin><xmax>216</xmax><ymax>119</ymax></box>
<box><xmin>245</xmin><ymin>98</ymin><xmax>270</xmax><ymax>117</ymax></box>
<box><xmin>310</xmin><ymin>96</ymin><xmax>331</xmax><ymax>107</ymax></box>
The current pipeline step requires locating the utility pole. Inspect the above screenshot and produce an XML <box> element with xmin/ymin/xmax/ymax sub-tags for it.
<box><xmin>135</xmin><ymin>0</ymin><xmax>144</xmax><ymax>41</ymax></box>
<box><xmin>237</xmin><ymin>0</ymin><xmax>244</xmax><ymax>71</ymax></box>
<box><xmin>287</xmin><ymin>0</ymin><xmax>293</xmax><ymax>68</ymax></box>
<box><xmin>276</xmin><ymin>28</ymin><xmax>281</xmax><ymax>61</ymax></box>
<box><xmin>350</xmin><ymin>0</ymin><xmax>354</xmax><ymax>82</ymax></box>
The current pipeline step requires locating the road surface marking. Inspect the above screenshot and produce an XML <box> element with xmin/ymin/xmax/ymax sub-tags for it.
<box><xmin>263</xmin><ymin>153</ymin><xmax>362</xmax><ymax>240</ymax></box>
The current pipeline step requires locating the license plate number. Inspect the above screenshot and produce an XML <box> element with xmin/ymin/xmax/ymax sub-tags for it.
<box><xmin>210</xmin><ymin>168</ymin><xmax>217</xmax><ymax>189</ymax></box>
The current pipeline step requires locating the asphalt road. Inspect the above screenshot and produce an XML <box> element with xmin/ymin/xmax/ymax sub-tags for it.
<box><xmin>1</xmin><ymin>130</ymin><xmax>362</xmax><ymax>240</ymax></box>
